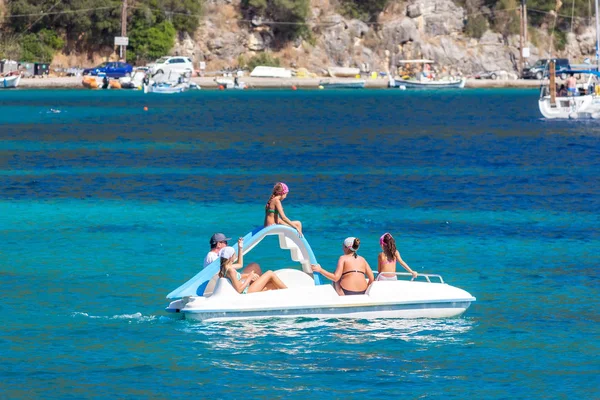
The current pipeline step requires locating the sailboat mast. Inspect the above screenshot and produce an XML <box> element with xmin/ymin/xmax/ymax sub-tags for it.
<box><xmin>596</xmin><ymin>0</ymin><xmax>600</xmax><ymax>69</ymax></box>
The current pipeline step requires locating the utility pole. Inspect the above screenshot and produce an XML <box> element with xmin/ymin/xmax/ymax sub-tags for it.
<box><xmin>120</xmin><ymin>0</ymin><xmax>128</xmax><ymax>61</ymax></box>
<box><xmin>519</xmin><ymin>0</ymin><xmax>529</xmax><ymax>76</ymax></box>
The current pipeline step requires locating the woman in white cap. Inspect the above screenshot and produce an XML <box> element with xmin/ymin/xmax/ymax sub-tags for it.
<box><xmin>311</xmin><ymin>237</ymin><xmax>374</xmax><ymax>296</ymax></box>
<box><xmin>218</xmin><ymin>238</ymin><xmax>287</xmax><ymax>294</ymax></box>
<box><xmin>264</xmin><ymin>182</ymin><xmax>303</xmax><ymax>237</ymax></box>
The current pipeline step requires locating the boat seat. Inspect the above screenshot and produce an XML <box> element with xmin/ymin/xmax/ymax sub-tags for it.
<box><xmin>275</xmin><ymin>269</ymin><xmax>315</xmax><ymax>288</ymax></box>
<box><xmin>212</xmin><ymin>278</ymin><xmax>241</xmax><ymax>296</ymax></box>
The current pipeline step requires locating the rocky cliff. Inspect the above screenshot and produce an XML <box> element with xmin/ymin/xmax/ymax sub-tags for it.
<box><xmin>168</xmin><ymin>0</ymin><xmax>597</xmax><ymax>76</ymax></box>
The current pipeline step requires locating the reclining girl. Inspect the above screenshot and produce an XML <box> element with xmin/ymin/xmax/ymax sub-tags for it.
<box><xmin>218</xmin><ymin>238</ymin><xmax>287</xmax><ymax>294</ymax></box>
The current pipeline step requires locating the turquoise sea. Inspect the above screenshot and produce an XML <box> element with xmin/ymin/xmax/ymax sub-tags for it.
<box><xmin>0</xmin><ymin>88</ymin><xmax>598</xmax><ymax>399</ymax></box>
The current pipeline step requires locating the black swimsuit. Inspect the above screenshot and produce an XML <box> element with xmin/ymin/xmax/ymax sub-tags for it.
<box><xmin>339</xmin><ymin>270</ymin><xmax>367</xmax><ymax>295</ymax></box>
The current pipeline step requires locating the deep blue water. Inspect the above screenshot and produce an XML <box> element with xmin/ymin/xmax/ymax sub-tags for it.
<box><xmin>0</xmin><ymin>88</ymin><xmax>598</xmax><ymax>399</ymax></box>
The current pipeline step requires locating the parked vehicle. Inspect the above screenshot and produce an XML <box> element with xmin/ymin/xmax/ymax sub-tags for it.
<box><xmin>473</xmin><ymin>70</ymin><xmax>500</xmax><ymax>80</ymax></box>
<box><xmin>522</xmin><ymin>58</ymin><xmax>570</xmax><ymax>80</ymax></box>
<box><xmin>82</xmin><ymin>62</ymin><xmax>133</xmax><ymax>78</ymax></box>
<box><xmin>148</xmin><ymin>56</ymin><xmax>194</xmax><ymax>78</ymax></box>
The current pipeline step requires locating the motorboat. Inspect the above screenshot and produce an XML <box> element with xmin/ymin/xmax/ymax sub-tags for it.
<box><xmin>215</xmin><ymin>77</ymin><xmax>247</xmax><ymax>89</ymax></box>
<box><xmin>1</xmin><ymin>73</ymin><xmax>21</xmax><ymax>88</ymax></box>
<box><xmin>165</xmin><ymin>225</ymin><xmax>476</xmax><ymax>322</ymax></box>
<box><xmin>143</xmin><ymin>79</ymin><xmax>199</xmax><ymax>94</ymax></box>
<box><xmin>319</xmin><ymin>79</ymin><xmax>365</xmax><ymax>89</ymax></box>
<box><xmin>120</xmin><ymin>70</ymin><xmax>147</xmax><ymax>89</ymax></box>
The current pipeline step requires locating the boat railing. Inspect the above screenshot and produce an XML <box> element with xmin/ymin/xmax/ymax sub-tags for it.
<box><xmin>375</xmin><ymin>272</ymin><xmax>445</xmax><ymax>284</ymax></box>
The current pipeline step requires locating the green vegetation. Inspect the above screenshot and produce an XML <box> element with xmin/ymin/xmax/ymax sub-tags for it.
<box><xmin>245</xmin><ymin>52</ymin><xmax>281</xmax><ymax>70</ymax></box>
<box><xmin>20</xmin><ymin>29</ymin><xmax>65</xmax><ymax>62</ymax></box>
<box><xmin>241</xmin><ymin>0</ymin><xmax>310</xmax><ymax>44</ymax></box>
<box><xmin>2</xmin><ymin>0</ymin><xmax>202</xmax><ymax>63</ymax></box>
<box><xmin>465</xmin><ymin>14</ymin><xmax>488</xmax><ymax>39</ymax></box>
<box><xmin>338</xmin><ymin>0</ymin><xmax>390</xmax><ymax>22</ymax></box>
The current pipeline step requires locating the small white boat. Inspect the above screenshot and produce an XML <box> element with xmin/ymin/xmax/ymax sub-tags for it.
<box><xmin>250</xmin><ymin>66</ymin><xmax>292</xmax><ymax>78</ymax></box>
<box><xmin>327</xmin><ymin>67</ymin><xmax>360</xmax><ymax>78</ymax></box>
<box><xmin>1</xmin><ymin>74</ymin><xmax>20</xmax><ymax>88</ymax></box>
<box><xmin>143</xmin><ymin>80</ymin><xmax>199</xmax><ymax>94</ymax></box>
<box><xmin>389</xmin><ymin>59</ymin><xmax>465</xmax><ymax>89</ymax></box>
<box><xmin>165</xmin><ymin>225</ymin><xmax>476</xmax><ymax>322</ymax></box>
<box><xmin>389</xmin><ymin>76</ymin><xmax>466</xmax><ymax>89</ymax></box>
<box><xmin>120</xmin><ymin>70</ymin><xmax>146</xmax><ymax>90</ymax></box>
<box><xmin>319</xmin><ymin>79</ymin><xmax>365</xmax><ymax>89</ymax></box>
<box><xmin>215</xmin><ymin>77</ymin><xmax>247</xmax><ymax>89</ymax></box>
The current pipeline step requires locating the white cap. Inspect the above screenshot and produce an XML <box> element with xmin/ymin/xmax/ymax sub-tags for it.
<box><xmin>218</xmin><ymin>246</ymin><xmax>236</xmax><ymax>260</ymax></box>
<box><xmin>344</xmin><ymin>237</ymin><xmax>356</xmax><ymax>250</ymax></box>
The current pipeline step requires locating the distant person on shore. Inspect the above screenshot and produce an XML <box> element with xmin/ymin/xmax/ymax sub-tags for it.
<box><xmin>311</xmin><ymin>237</ymin><xmax>374</xmax><ymax>296</ymax></box>
<box><xmin>377</xmin><ymin>233</ymin><xmax>418</xmax><ymax>281</ymax></box>
<box><xmin>566</xmin><ymin>73</ymin><xmax>577</xmax><ymax>96</ymax></box>
<box><xmin>264</xmin><ymin>182</ymin><xmax>303</xmax><ymax>237</ymax></box>
<box><xmin>218</xmin><ymin>239</ymin><xmax>286</xmax><ymax>294</ymax></box>
<box><xmin>204</xmin><ymin>232</ymin><xmax>231</xmax><ymax>267</ymax></box>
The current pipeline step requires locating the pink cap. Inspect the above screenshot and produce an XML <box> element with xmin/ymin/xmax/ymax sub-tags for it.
<box><xmin>380</xmin><ymin>232</ymin><xmax>391</xmax><ymax>246</ymax></box>
<box><xmin>280</xmin><ymin>182</ymin><xmax>289</xmax><ymax>194</ymax></box>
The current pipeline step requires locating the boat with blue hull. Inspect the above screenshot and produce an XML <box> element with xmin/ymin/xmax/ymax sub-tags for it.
<box><xmin>319</xmin><ymin>79</ymin><xmax>366</xmax><ymax>89</ymax></box>
<box><xmin>165</xmin><ymin>225</ymin><xmax>476</xmax><ymax>322</ymax></box>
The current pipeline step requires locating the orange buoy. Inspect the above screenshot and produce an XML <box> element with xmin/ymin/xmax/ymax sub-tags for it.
<box><xmin>291</xmin><ymin>85</ymin><xmax>297</xmax><ymax>90</ymax></box>
<box><xmin>218</xmin><ymin>85</ymin><xmax>224</xmax><ymax>90</ymax></box>
<box><xmin>143</xmin><ymin>106</ymin><xmax>148</xmax><ymax>111</ymax></box>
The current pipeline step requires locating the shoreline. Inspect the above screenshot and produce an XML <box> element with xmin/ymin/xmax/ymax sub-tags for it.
<box><xmin>12</xmin><ymin>76</ymin><xmax>542</xmax><ymax>89</ymax></box>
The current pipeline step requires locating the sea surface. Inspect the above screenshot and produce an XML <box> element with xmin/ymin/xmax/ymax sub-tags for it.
<box><xmin>0</xmin><ymin>88</ymin><xmax>598</xmax><ymax>399</ymax></box>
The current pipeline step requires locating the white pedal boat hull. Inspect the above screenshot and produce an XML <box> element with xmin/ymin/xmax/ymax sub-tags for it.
<box><xmin>165</xmin><ymin>225</ymin><xmax>475</xmax><ymax>322</ymax></box>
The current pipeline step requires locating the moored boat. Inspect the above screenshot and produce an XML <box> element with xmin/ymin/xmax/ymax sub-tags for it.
<box><xmin>319</xmin><ymin>79</ymin><xmax>365</xmax><ymax>89</ymax></box>
<box><xmin>1</xmin><ymin>74</ymin><xmax>21</xmax><ymax>88</ymax></box>
<box><xmin>165</xmin><ymin>225</ymin><xmax>476</xmax><ymax>322</ymax></box>
<box><xmin>389</xmin><ymin>59</ymin><xmax>465</xmax><ymax>89</ymax></box>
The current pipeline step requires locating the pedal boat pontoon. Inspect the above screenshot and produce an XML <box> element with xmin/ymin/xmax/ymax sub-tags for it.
<box><xmin>165</xmin><ymin>225</ymin><xmax>476</xmax><ymax>322</ymax></box>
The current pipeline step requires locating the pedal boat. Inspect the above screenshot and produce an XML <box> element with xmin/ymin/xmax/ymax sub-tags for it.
<box><xmin>165</xmin><ymin>225</ymin><xmax>476</xmax><ymax>322</ymax></box>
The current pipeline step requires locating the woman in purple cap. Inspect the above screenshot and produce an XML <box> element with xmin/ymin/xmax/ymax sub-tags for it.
<box><xmin>264</xmin><ymin>182</ymin><xmax>303</xmax><ymax>237</ymax></box>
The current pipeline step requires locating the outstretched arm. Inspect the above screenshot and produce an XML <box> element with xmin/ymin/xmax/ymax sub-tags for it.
<box><xmin>274</xmin><ymin>199</ymin><xmax>303</xmax><ymax>236</ymax></box>
<box><xmin>396</xmin><ymin>250</ymin><xmax>417</xmax><ymax>278</ymax></box>
<box><xmin>311</xmin><ymin>257</ymin><xmax>344</xmax><ymax>282</ymax></box>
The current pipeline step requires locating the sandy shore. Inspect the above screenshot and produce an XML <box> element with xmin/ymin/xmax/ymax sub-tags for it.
<box><xmin>15</xmin><ymin>75</ymin><xmax>541</xmax><ymax>89</ymax></box>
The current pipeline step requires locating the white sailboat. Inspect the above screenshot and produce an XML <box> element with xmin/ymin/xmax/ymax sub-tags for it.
<box><xmin>538</xmin><ymin>0</ymin><xmax>600</xmax><ymax>119</ymax></box>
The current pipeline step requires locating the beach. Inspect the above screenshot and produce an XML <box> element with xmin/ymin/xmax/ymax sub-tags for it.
<box><xmin>15</xmin><ymin>75</ymin><xmax>542</xmax><ymax>89</ymax></box>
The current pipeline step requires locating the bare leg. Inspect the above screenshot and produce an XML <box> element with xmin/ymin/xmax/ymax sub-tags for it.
<box><xmin>334</xmin><ymin>281</ymin><xmax>344</xmax><ymax>296</ymax></box>
<box><xmin>248</xmin><ymin>271</ymin><xmax>287</xmax><ymax>293</ymax></box>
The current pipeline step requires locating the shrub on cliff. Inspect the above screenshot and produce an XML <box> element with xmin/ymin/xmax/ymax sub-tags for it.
<box><xmin>20</xmin><ymin>29</ymin><xmax>65</xmax><ymax>62</ymax></box>
<box><xmin>465</xmin><ymin>14</ymin><xmax>488</xmax><ymax>39</ymax></box>
<box><xmin>245</xmin><ymin>52</ymin><xmax>281</xmax><ymax>71</ymax></box>
<box><xmin>338</xmin><ymin>0</ymin><xmax>390</xmax><ymax>22</ymax></box>
<box><xmin>242</xmin><ymin>0</ymin><xmax>310</xmax><ymax>44</ymax></box>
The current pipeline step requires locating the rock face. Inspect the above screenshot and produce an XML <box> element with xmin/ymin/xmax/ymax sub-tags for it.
<box><xmin>51</xmin><ymin>0</ymin><xmax>598</xmax><ymax>74</ymax></box>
